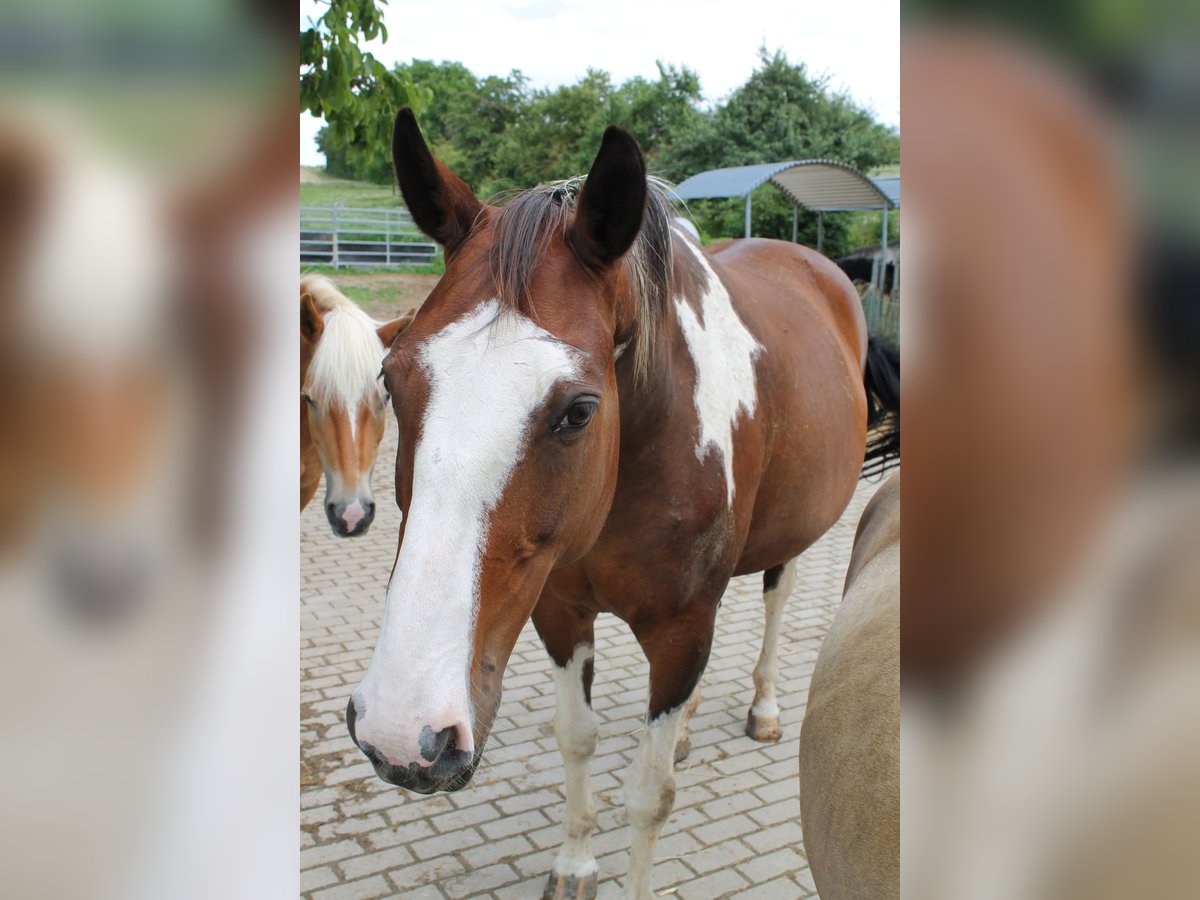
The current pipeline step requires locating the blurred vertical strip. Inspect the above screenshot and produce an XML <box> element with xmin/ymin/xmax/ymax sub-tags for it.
<box><xmin>902</xmin><ymin>3</ymin><xmax>1199</xmax><ymax>899</ymax></box>
<box><xmin>0</xmin><ymin>1</ymin><xmax>298</xmax><ymax>897</ymax></box>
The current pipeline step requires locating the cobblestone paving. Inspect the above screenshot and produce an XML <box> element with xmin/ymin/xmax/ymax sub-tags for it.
<box><xmin>302</xmin><ymin>416</ymin><xmax>876</xmax><ymax>899</ymax></box>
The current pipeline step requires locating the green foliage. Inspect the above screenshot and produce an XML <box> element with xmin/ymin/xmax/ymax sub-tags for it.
<box><xmin>683</xmin><ymin>192</ymin><xmax>853</xmax><ymax>255</ymax></box>
<box><xmin>312</xmin><ymin>44</ymin><xmax>899</xmax><ymax>254</ymax></box>
<box><xmin>659</xmin><ymin>47</ymin><xmax>899</xmax><ymax>253</ymax></box>
<box><xmin>316</xmin><ymin>59</ymin><xmax>705</xmax><ymax>192</ymax></box>
<box><xmin>486</xmin><ymin>63</ymin><xmax>706</xmax><ymax>192</ymax></box>
<box><xmin>844</xmin><ymin>209</ymin><xmax>900</xmax><ymax>252</ymax></box>
<box><xmin>301</xmin><ymin>0</ymin><xmax>430</xmax><ymax>181</ymax></box>
<box><xmin>397</xmin><ymin>60</ymin><xmax>529</xmax><ymax>195</ymax></box>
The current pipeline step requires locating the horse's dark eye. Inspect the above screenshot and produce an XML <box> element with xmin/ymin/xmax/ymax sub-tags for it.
<box><xmin>302</xmin><ymin>392</ymin><xmax>315</xmax><ymax>407</ymax></box>
<box><xmin>554</xmin><ymin>399</ymin><xmax>597</xmax><ymax>434</ymax></box>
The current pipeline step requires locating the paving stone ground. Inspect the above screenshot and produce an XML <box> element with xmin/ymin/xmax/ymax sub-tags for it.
<box><xmin>302</xmin><ymin>416</ymin><xmax>876</xmax><ymax>899</ymax></box>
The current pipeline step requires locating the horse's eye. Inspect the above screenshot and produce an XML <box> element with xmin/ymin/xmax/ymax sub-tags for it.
<box><xmin>554</xmin><ymin>399</ymin><xmax>597</xmax><ymax>434</ymax></box>
<box><xmin>302</xmin><ymin>392</ymin><xmax>315</xmax><ymax>407</ymax></box>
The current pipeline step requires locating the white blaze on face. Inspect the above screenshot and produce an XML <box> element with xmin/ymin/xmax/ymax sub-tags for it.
<box><xmin>354</xmin><ymin>300</ymin><xmax>582</xmax><ymax>766</ymax></box>
<box><xmin>673</xmin><ymin>234</ymin><xmax>762</xmax><ymax>506</ymax></box>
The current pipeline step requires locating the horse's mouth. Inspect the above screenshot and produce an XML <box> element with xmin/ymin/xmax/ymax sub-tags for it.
<box><xmin>357</xmin><ymin>740</ymin><xmax>482</xmax><ymax>794</ymax></box>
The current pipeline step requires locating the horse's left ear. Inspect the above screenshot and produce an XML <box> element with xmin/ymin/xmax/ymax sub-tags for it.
<box><xmin>570</xmin><ymin>126</ymin><xmax>647</xmax><ymax>269</ymax></box>
<box><xmin>377</xmin><ymin>310</ymin><xmax>415</xmax><ymax>351</ymax></box>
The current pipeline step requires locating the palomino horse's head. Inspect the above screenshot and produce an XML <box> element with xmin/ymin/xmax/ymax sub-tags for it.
<box><xmin>0</xmin><ymin>118</ymin><xmax>199</xmax><ymax>625</ymax></box>
<box><xmin>348</xmin><ymin>109</ymin><xmax>668</xmax><ymax>792</ymax></box>
<box><xmin>300</xmin><ymin>276</ymin><xmax>410</xmax><ymax>537</ymax></box>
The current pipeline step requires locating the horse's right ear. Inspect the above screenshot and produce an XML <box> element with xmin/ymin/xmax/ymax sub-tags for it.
<box><xmin>570</xmin><ymin>126</ymin><xmax>647</xmax><ymax>269</ymax></box>
<box><xmin>376</xmin><ymin>309</ymin><xmax>415</xmax><ymax>351</ymax></box>
<box><xmin>300</xmin><ymin>290</ymin><xmax>324</xmax><ymax>345</ymax></box>
<box><xmin>392</xmin><ymin>108</ymin><xmax>482</xmax><ymax>256</ymax></box>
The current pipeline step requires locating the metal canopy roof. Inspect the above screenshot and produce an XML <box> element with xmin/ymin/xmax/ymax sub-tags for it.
<box><xmin>871</xmin><ymin>175</ymin><xmax>900</xmax><ymax>209</ymax></box>
<box><xmin>671</xmin><ymin>160</ymin><xmax>898</xmax><ymax>211</ymax></box>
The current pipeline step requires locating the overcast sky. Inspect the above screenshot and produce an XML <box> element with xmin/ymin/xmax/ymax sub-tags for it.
<box><xmin>299</xmin><ymin>0</ymin><xmax>898</xmax><ymax>168</ymax></box>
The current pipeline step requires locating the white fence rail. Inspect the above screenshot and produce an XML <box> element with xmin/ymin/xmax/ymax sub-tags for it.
<box><xmin>300</xmin><ymin>205</ymin><xmax>439</xmax><ymax>268</ymax></box>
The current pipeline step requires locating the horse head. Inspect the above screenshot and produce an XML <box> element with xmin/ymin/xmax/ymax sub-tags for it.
<box><xmin>301</xmin><ymin>276</ymin><xmax>410</xmax><ymax>537</ymax></box>
<box><xmin>347</xmin><ymin>110</ymin><xmax>654</xmax><ymax>792</ymax></box>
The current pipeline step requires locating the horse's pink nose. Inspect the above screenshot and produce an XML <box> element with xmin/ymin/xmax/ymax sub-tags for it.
<box><xmin>325</xmin><ymin>499</ymin><xmax>375</xmax><ymax>537</ymax></box>
<box><xmin>341</xmin><ymin>501</ymin><xmax>364</xmax><ymax>530</ymax></box>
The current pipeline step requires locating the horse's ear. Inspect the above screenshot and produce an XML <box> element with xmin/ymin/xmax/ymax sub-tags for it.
<box><xmin>377</xmin><ymin>310</ymin><xmax>415</xmax><ymax>351</ymax></box>
<box><xmin>570</xmin><ymin>126</ymin><xmax>647</xmax><ymax>269</ymax></box>
<box><xmin>300</xmin><ymin>290</ymin><xmax>324</xmax><ymax>344</ymax></box>
<box><xmin>392</xmin><ymin>108</ymin><xmax>482</xmax><ymax>255</ymax></box>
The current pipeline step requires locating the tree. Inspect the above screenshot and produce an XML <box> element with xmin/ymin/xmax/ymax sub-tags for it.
<box><xmin>397</xmin><ymin>60</ymin><xmax>529</xmax><ymax>195</ymax></box>
<box><xmin>607</xmin><ymin>63</ymin><xmax>706</xmax><ymax>174</ymax></box>
<box><xmin>300</xmin><ymin>0</ymin><xmax>428</xmax><ymax>180</ymax></box>
<box><xmin>658</xmin><ymin>47</ymin><xmax>899</xmax><ymax>251</ymax></box>
<box><xmin>307</xmin><ymin>45</ymin><xmax>899</xmax><ymax>256</ymax></box>
<box><xmin>487</xmin><ymin>63</ymin><xmax>707</xmax><ymax>191</ymax></box>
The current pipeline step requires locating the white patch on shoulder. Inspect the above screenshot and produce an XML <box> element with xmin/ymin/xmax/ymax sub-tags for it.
<box><xmin>355</xmin><ymin>300</ymin><xmax>583</xmax><ymax>765</ymax></box>
<box><xmin>673</xmin><ymin>237</ymin><xmax>762</xmax><ymax>506</ymax></box>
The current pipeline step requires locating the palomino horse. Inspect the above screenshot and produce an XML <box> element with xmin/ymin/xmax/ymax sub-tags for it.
<box><xmin>347</xmin><ymin>109</ymin><xmax>900</xmax><ymax>898</ymax></box>
<box><xmin>800</xmin><ymin>471</ymin><xmax>899</xmax><ymax>900</ymax></box>
<box><xmin>0</xmin><ymin>99</ymin><xmax>295</xmax><ymax>896</ymax></box>
<box><xmin>300</xmin><ymin>275</ymin><xmax>411</xmax><ymax>536</ymax></box>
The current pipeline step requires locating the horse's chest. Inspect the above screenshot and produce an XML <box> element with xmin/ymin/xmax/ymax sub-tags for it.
<box><xmin>587</xmin><ymin>449</ymin><xmax>742</xmax><ymax>609</ymax></box>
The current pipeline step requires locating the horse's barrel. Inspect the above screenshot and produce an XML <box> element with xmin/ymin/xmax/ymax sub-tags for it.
<box><xmin>799</xmin><ymin>473</ymin><xmax>900</xmax><ymax>900</ymax></box>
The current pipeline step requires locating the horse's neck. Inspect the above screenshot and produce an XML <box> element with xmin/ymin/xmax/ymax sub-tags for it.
<box><xmin>613</xmin><ymin>245</ymin><xmax>685</xmax><ymax>451</ymax></box>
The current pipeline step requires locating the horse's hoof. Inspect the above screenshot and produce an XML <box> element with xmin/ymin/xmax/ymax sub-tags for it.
<box><xmin>542</xmin><ymin>870</ymin><xmax>598</xmax><ymax>900</ymax></box>
<box><xmin>745</xmin><ymin>710</ymin><xmax>782</xmax><ymax>742</ymax></box>
<box><xmin>674</xmin><ymin>734</ymin><xmax>692</xmax><ymax>763</ymax></box>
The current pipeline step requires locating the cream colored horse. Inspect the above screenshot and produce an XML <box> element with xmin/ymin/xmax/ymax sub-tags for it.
<box><xmin>300</xmin><ymin>275</ymin><xmax>411</xmax><ymax>536</ymax></box>
<box><xmin>799</xmin><ymin>472</ymin><xmax>900</xmax><ymax>900</ymax></box>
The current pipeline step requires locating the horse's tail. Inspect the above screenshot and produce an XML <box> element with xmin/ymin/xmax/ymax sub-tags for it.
<box><xmin>862</xmin><ymin>335</ymin><xmax>900</xmax><ymax>478</ymax></box>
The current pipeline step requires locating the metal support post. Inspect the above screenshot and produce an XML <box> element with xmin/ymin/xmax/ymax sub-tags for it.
<box><xmin>879</xmin><ymin>206</ymin><xmax>889</xmax><ymax>292</ymax></box>
<box><xmin>331</xmin><ymin>206</ymin><xmax>340</xmax><ymax>269</ymax></box>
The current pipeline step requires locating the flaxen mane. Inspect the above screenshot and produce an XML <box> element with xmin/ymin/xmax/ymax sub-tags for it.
<box><xmin>301</xmin><ymin>275</ymin><xmax>387</xmax><ymax>411</ymax></box>
<box><xmin>488</xmin><ymin>176</ymin><xmax>676</xmax><ymax>385</ymax></box>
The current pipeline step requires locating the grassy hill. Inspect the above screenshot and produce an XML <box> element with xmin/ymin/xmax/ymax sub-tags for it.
<box><xmin>300</xmin><ymin>168</ymin><xmax>401</xmax><ymax>209</ymax></box>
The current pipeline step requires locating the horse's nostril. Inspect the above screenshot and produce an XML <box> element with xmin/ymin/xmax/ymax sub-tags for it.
<box><xmin>364</xmin><ymin>501</ymin><xmax>376</xmax><ymax>517</ymax></box>
<box><xmin>53</xmin><ymin>549</ymin><xmax>149</xmax><ymax>626</ymax></box>
<box><xmin>419</xmin><ymin>725</ymin><xmax>458</xmax><ymax>763</ymax></box>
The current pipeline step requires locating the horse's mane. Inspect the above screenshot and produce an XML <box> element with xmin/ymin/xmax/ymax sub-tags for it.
<box><xmin>301</xmin><ymin>275</ymin><xmax>385</xmax><ymax>410</ymax></box>
<box><xmin>488</xmin><ymin>176</ymin><xmax>676</xmax><ymax>385</ymax></box>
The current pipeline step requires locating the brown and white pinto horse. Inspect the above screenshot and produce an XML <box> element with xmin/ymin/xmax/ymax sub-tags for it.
<box><xmin>300</xmin><ymin>275</ymin><xmax>411</xmax><ymax>536</ymax></box>
<box><xmin>347</xmin><ymin>109</ymin><xmax>900</xmax><ymax>899</ymax></box>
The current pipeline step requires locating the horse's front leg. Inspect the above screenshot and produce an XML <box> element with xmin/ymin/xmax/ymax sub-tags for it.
<box><xmin>624</xmin><ymin>603</ymin><xmax>717</xmax><ymax>899</ymax></box>
<box><xmin>534</xmin><ymin>600</ymin><xmax>600</xmax><ymax>900</ymax></box>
